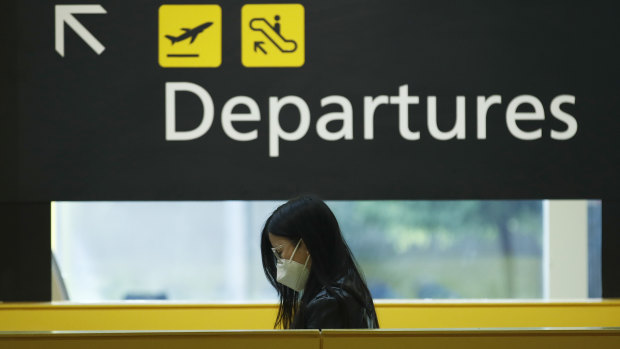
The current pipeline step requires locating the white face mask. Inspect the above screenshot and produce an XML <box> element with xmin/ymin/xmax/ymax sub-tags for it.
<box><xmin>275</xmin><ymin>239</ymin><xmax>310</xmax><ymax>292</ymax></box>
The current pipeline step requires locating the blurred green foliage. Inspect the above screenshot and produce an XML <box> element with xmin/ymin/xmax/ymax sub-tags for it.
<box><xmin>328</xmin><ymin>200</ymin><xmax>543</xmax><ymax>299</ymax></box>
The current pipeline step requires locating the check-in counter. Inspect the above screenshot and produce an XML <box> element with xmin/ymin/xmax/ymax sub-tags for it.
<box><xmin>0</xmin><ymin>328</ymin><xmax>619</xmax><ymax>349</ymax></box>
<box><xmin>1</xmin><ymin>300</ymin><xmax>619</xmax><ymax>331</ymax></box>
<box><xmin>0</xmin><ymin>330</ymin><xmax>320</xmax><ymax>349</ymax></box>
<box><xmin>321</xmin><ymin>328</ymin><xmax>620</xmax><ymax>349</ymax></box>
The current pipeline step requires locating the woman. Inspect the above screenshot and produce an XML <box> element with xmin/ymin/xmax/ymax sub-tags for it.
<box><xmin>260</xmin><ymin>195</ymin><xmax>379</xmax><ymax>329</ymax></box>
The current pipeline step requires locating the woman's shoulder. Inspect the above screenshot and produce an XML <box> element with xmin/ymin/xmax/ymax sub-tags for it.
<box><xmin>305</xmin><ymin>278</ymin><xmax>367</xmax><ymax>315</ymax></box>
<box><xmin>307</xmin><ymin>277</ymin><xmax>357</xmax><ymax>304</ymax></box>
<box><xmin>304</xmin><ymin>286</ymin><xmax>347</xmax><ymax>311</ymax></box>
<box><xmin>305</xmin><ymin>288</ymin><xmax>339</xmax><ymax>310</ymax></box>
<box><xmin>302</xmin><ymin>282</ymin><xmax>376</xmax><ymax>329</ymax></box>
<box><xmin>301</xmin><ymin>286</ymin><xmax>356</xmax><ymax>329</ymax></box>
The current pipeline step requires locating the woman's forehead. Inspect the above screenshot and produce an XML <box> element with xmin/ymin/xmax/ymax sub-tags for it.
<box><xmin>268</xmin><ymin>232</ymin><xmax>289</xmax><ymax>246</ymax></box>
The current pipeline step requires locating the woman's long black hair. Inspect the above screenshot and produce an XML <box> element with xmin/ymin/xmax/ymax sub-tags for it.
<box><xmin>260</xmin><ymin>195</ymin><xmax>379</xmax><ymax>329</ymax></box>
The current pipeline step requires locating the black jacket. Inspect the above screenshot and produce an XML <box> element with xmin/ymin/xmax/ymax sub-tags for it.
<box><xmin>294</xmin><ymin>279</ymin><xmax>379</xmax><ymax>329</ymax></box>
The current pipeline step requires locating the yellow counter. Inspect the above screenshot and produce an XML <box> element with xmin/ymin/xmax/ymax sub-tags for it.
<box><xmin>0</xmin><ymin>330</ymin><xmax>320</xmax><ymax>349</ymax></box>
<box><xmin>1</xmin><ymin>300</ymin><xmax>619</xmax><ymax>331</ymax></box>
<box><xmin>1</xmin><ymin>328</ymin><xmax>619</xmax><ymax>349</ymax></box>
<box><xmin>321</xmin><ymin>328</ymin><xmax>620</xmax><ymax>349</ymax></box>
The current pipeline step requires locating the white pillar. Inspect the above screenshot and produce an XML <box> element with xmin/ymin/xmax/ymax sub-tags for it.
<box><xmin>224</xmin><ymin>201</ymin><xmax>248</xmax><ymax>301</ymax></box>
<box><xmin>543</xmin><ymin>200</ymin><xmax>588</xmax><ymax>299</ymax></box>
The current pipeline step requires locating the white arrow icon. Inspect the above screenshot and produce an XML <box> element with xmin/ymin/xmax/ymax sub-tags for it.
<box><xmin>55</xmin><ymin>5</ymin><xmax>107</xmax><ymax>57</ymax></box>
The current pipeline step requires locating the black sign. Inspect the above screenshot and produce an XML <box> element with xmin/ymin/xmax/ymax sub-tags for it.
<box><xmin>2</xmin><ymin>0</ymin><xmax>619</xmax><ymax>201</ymax></box>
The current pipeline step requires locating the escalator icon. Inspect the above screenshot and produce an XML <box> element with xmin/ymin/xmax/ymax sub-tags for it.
<box><xmin>250</xmin><ymin>17</ymin><xmax>297</xmax><ymax>54</ymax></box>
<box><xmin>241</xmin><ymin>4</ymin><xmax>304</xmax><ymax>67</ymax></box>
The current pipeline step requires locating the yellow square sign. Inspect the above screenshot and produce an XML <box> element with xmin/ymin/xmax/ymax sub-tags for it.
<box><xmin>159</xmin><ymin>5</ymin><xmax>221</xmax><ymax>68</ymax></box>
<box><xmin>241</xmin><ymin>4</ymin><xmax>305</xmax><ymax>67</ymax></box>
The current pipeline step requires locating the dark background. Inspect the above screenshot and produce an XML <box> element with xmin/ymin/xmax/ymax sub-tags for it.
<box><xmin>1</xmin><ymin>0</ymin><xmax>619</xmax><ymax>300</ymax></box>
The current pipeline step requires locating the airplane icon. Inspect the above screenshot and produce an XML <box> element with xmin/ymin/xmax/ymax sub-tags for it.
<box><xmin>165</xmin><ymin>21</ymin><xmax>213</xmax><ymax>45</ymax></box>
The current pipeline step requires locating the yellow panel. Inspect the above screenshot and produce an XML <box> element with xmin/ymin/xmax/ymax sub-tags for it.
<box><xmin>0</xmin><ymin>303</ymin><xmax>277</xmax><ymax>331</ymax></box>
<box><xmin>374</xmin><ymin>300</ymin><xmax>620</xmax><ymax>328</ymax></box>
<box><xmin>0</xmin><ymin>330</ymin><xmax>320</xmax><ymax>349</ymax></box>
<box><xmin>322</xmin><ymin>329</ymin><xmax>620</xmax><ymax>349</ymax></box>
<box><xmin>1</xmin><ymin>301</ymin><xmax>620</xmax><ymax>331</ymax></box>
<box><xmin>1</xmin><ymin>329</ymin><xmax>619</xmax><ymax>349</ymax></box>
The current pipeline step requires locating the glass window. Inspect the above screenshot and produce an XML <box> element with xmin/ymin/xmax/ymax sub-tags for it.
<box><xmin>330</xmin><ymin>200</ymin><xmax>543</xmax><ymax>299</ymax></box>
<box><xmin>52</xmin><ymin>200</ymin><xmax>600</xmax><ymax>302</ymax></box>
